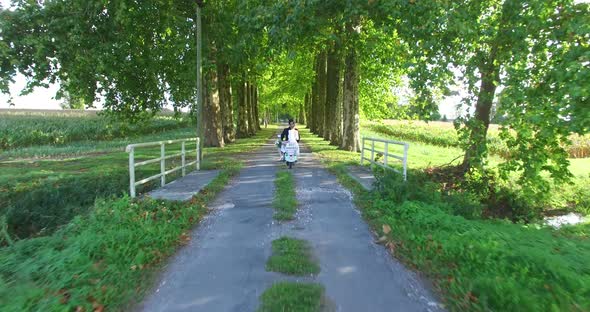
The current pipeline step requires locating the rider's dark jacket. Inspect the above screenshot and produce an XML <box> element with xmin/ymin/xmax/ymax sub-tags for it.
<box><xmin>281</xmin><ymin>127</ymin><xmax>300</xmax><ymax>142</ymax></box>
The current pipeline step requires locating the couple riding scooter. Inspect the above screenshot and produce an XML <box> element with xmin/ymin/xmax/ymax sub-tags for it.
<box><xmin>276</xmin><ymin>119</ymin><xmax>300</xmax><ymax>169</ymax></box>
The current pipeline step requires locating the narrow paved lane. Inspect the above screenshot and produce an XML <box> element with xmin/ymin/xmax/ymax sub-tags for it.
<box><xmin>282</xmin><ymin>144</ymin><xmax>442</xmax><ymax>311</ymax></box>
<box><xmin>139</xmin><ymin>136</ymin><xmax>442</xmax><ymax>312</ymax></box>
<box><xmin>139</xmin><ymin>140</ymin><xmax>282</xmax><ymax>312</ymax></box>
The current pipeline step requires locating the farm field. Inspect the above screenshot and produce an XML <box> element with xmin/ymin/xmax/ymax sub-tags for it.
<box><xmin>362</xmin><ymin>121</ymin><xmax>590</xmax><ymax>177</ymax></box>
<box><xmin>0</xmin><ymin>109</ymin><xmax>193</xmax><ymax>152</ymax></box>
<box><xmin>367</xmin><ymin>120</ymin><xmax>590</xmax><ymax>159</ymax></box>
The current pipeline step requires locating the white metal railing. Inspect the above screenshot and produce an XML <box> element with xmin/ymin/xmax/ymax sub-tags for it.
<box><xmin>360</xmin><ymin>137</ymin><xmax>409</xmax><ymax>181</ymax></box>
<box><xmin>125</xmin><ymin>138</ymin><xmax>200</xmax><ymax>198</ymax></box>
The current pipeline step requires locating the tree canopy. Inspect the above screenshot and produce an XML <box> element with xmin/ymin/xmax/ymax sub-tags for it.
<box><xmin>1</xmin><ymin>0</ymin><xmax>588</xmax><ymax>193</ymax></box>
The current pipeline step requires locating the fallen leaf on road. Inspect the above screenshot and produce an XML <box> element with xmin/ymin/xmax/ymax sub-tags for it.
<box><xmin>58</xmin><ymin>289</ymin><xmax>70</xmax><ymax>304</ymax></box>
<box><xmin>93</xmin><ymin>302</ymin><xmax>105</xmax><ymax>312</ymax></box>
<box><xmin>179</xmin><ymin>232</ymin><xmax>191</xmax><ymax>244</ymax></box>
<box><xmin>382</xmin><ymin>224</ymin><xmax>391</xmax><ymax>235</ymax></box>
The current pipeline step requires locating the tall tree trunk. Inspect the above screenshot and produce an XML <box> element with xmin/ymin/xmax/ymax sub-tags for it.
<box><xmin>304</xmin><ymin>92</ymin><xmax>311</xmax><ymax>128</ymax></box>
<box><xmin>236</xmin><ymin>76</ymin><xmax>249</xmax><ymax>138</ymax></box>
<box><xmin>218</xmin><ymin>62</ymin><xmax>234</xmax><ymax>143</ymax></box>
<box><xmin>310</xmin><ymin>56</ymin><xmax>319</xmax><ymax>133</ymax></box>
<box><xmin>462</xmin><ymin>55</ymin><xmax>499</xmax><ymax>171</ymax></box>
<box><xmin>330</xmin><ymin>65</ymin><xmax>344</xmax><ymax>147</ymax></box>
<box><xmin>203</xmin><ymin>67</ymin><xmax>224</xmax><ymax>147</ymax></box>
<box><xmin>318</xmin><ymin>50</ymin><xmax>328</xmax><ymax>139</ymax></box>
<box><xmin>254</xmin><ymin>86</ymin><xmax>260</xmax><ymax>130</ymax></box>
<box><xmin>337</xmin><ymin>66</ymin><xmax>344</xmax><ymax>144</ymax></box>
<box><xmin>247</xmin><ymin>82</ymin><xmax>255</xmax><ymax>135</ymax></box>
<box><xmin>341</xmin><ymin>45</ymin><xmax>360</xmax><ymax>152</ymax></box>
<box><xmin>327</xmin><ymin>41</ymin><xmax>342</xmax><ymax>146</ymax></box>
<box><xmin>245</xmin><ymin>80</ymin><xmax>251</xmax><ymax>134</ymax></box>
<box><xmin>264</xmin><ymin>108</ymin><xmax>269</xmax><ymax>128</ymax></box>
<box><xmin>298</xmin><ymin>102</ymin><xmax>306</xmax><ymax>125</ymax></box>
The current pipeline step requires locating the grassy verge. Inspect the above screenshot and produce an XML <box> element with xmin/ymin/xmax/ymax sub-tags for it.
<box><xmin>300</xmin><ymin>127</ymin><xmax>590</xmax><ymax>311</ymax></box>
<box><xmin>273</xmin><ymin>171</ymin><xmax>297</xmax><ymax>220</ymax></box>
<box><xmin>266</xmin><ymin>237</ymin><xmax>320</xmax><ymax>276</ymax></box>
<box><xmin>258</xmin><ymin>282</ymin><xmax>325</xmax><ymax>312</ymax></box>
<box><xmin>0</xmin><ymin>126</ymin><xmax>278</xmax><ymax>241</ymax></box>
<box><xmin>0</xmin><ymin>161</ymin><xmax>241</xmax><ymax>311</ymax></box>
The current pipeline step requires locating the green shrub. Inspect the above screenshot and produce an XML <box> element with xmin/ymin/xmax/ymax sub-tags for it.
<box><xmin>374</xmin><ymin>169</ymin><xmax>484</xmax><ymax>220</ymax></box>
<box><xmin>375</xmin><ymin>166</ymin><xmax>570</xmax><ymax>221</ymax></box>
<box><xmin>0</xmin><ymin>157</ymin><xmax>189</xmax><ymax>241</ymax></box>
<box><xmin>372</xmin><ymin>200</ymin><xmax>590</xmax><ymax>311</ymax></box>
<box><xmin>443</xmin><ymin>192</ymin><xmax>483</xmax><ymax>220</ymax></box>
<box><xmin>557</xmin><ymin>222</ymin><xmax>590</xmax><ymax>240</ymax></box>
<box><xmin>552</xmin><ymin>178</ymin><xmax>590</xmax><ymax>216</ymax></box>
<box><xmin>374</xmin><ymin>169</ymin><xmax>442</xmax><ymax>205</ymax></box>
<box><xmin>2</xmin><ymin>170</ymin><xmax>128</xmax><ymax>238</ymax></box>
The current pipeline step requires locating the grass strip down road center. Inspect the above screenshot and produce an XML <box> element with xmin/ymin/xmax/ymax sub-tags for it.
<box><xmin>258</xmin><ymin>282</ymin><xmax>326</xmax><ymax>312</ymax></box>
<box><xmin>272</xmin><ymin>170</ymin><xmax>297</xmax><ymax>221</ymax></box>
<box><xmin>266</xmin><ymin>237</ymin><xmax>320</xmax><ymax>276</ymax></box>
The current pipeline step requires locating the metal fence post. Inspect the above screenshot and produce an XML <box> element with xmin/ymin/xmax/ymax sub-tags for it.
<box><xmin>181</xmin><ymin>141</ymin><xmax>186</xmax><ymax>176</ymax></box>
<box><xmin>196</xmin><ymin>138</ymin><xmax>201</xmax><ymax>170</ymax></box>
<box><xmin>161</xmin><ymin>143</ymin><xmax>166</xmax><ymax>186</ymax></box>
<box><xmin>360</xmin><ymin>137</ymin><xmax>365</xmax><ymax>165</ymax></box>
<box><xmin>403</xmin><ymin>143</ymin><xmax>409</xmax><ymax>181</ymax></box>
<box><xmin>129</xmin><ymin>147</ymin><xmax>136</xmax><ymax>198</ymax></box>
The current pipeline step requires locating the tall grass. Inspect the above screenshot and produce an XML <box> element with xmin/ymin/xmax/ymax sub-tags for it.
<box><xmin>0</xmin><ymin>113</ymin><xmax>194</xmax><ymax>149</ymax></box>
<box><xmin>0</xmin><ymin>127</ymin><xmax>196</xmax><ymax>159</ymax></box>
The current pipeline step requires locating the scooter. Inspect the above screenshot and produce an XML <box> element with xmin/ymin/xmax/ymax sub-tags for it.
<box><xmin>282</xmin><ymin>141</ymin><xmax>298</xmax><ymax>169</ymax></box>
